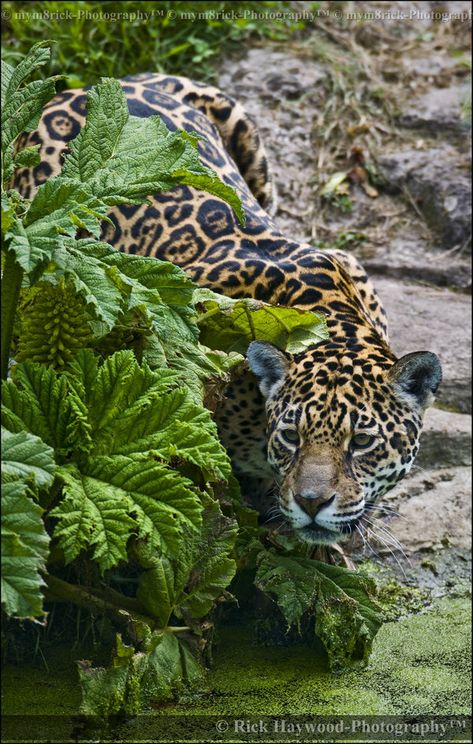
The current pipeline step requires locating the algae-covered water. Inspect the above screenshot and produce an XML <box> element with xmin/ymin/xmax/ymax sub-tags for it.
<box><xmin>2</xmin><ymin>596</ymin><xmax>471</xmax><ymax>743</ymax></box>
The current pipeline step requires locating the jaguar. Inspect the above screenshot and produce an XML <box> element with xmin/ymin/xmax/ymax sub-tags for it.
<box><xmin>16</xmin><ymin>73</ymin><xmax>442</xmax><ymax>545</ymax></box>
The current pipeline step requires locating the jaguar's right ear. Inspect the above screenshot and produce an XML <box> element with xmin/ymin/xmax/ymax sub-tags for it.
<box><xmin>246</xmin><ymin>341</ymin><xmax>290</xmax><ymax>398</ymax></box>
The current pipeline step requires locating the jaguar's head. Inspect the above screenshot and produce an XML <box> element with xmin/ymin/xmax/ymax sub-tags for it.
<box><xmin>247</xmin><ymin>341</ymin><xmax>442</xmax><ymax>544</ymax></box>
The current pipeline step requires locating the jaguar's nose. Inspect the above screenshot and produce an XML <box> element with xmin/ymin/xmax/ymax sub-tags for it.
<box><xmin>294</xmin><ymin>493</ymin><xmax>335</xmax><ymax>519</ymax></box>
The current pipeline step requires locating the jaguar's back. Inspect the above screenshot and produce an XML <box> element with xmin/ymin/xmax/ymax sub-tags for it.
<box><xmin>17</xmin><ymin>73</ymin><xmax>442</xmax><ymax>545</ymax></box>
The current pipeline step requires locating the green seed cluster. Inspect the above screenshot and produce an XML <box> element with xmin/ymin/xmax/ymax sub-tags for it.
<box><xmin>18</xmin><ymin>279</ymin><xmax>91</xmax><ymax>368</ymax></box>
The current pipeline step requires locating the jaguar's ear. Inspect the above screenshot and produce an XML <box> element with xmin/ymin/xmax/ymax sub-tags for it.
<box><xmin>389</xmin><ymin>351</ymin><xmax>442</xmax><ymax>410</ymax></box>
<box><xmin>247</xmin><ymin>341</ymin><xmax>290</xmax><ymax>398</ymax></box>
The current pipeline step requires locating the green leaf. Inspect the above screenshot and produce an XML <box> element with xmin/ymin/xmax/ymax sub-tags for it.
<box><xmin>51</xmin><ymin>456</ymin><xmax>202</xmax><ymax>571</ymax></box>
<box><xmin>137</xmin><ymin>554</ymin><xmax>178</xmax><ymax>628</ymax></box>
<box><xmin>195</xmin><ymin>288</ymin><xmax>328</xmax><ymax>355</ymax></box>
<box><xmin>1</xmin><ymin>481</ymin><xmax>50</xmax><ymax>618</ymax></box>
<box><xmin>1</xmin><ymin>426</ymin><xmax>55</xmax><ymax>489</ymax></box>
<box><xmin>255</xmin><ymin>548</ymin><xmax>383</xmax><ymax>671</ymax></box>
<box><xmin>13</xmin><ymin>145</ymin><xmax>41</xmax><ymax>170</ymax></box>
<box><xmin>79</xmin><ymin>631</ymin><xmax>204</xmax><ymax>716</ymax></box>
<box><xmin>255</xmin><ymin>550</ymin><xmax>320</xmax><ymax>629</ymax></box>
<box><xmin>6</xmin><ymin>217</ymin><xmax>58</xmax><ymax>278</ymax></box>
<box><xmin>61</xmin><ymin>78</ymin><xmax>129</xmax><ymax>183</ymax></box>
<box><xmin>1</xmin><ymin>42</ymin><xmax>61</xmax><ymax>184</ymax></box>
<box><xmin>2</xmin><ymin>353</ymin><xmax>227</xmax><ymax>481</ymax></box>
<box><xmin>61</xmin><ymin>78</ymin><xmax>243</xmax><ymax>221</ymax></box>
<box><xmin>133</xmin><ymin>420</ymin><xmax>232</xmax><ymax>482</ymax></box>
<box><xmin>2</xmin><ymin>362</ymin><xmax>92</xmax><ymax>457</ymax></box>
<box><xmin>82</xmin><ymin>350</ymin><xmax>177</xmax><ymax>443</ymax></box>
<box><xmin>24</xmin><ymin>178</ymin><xmax>110</xmax><ymax>239</ymax></box>
<box><xmin>5</xmin><ymin>179</ymin><xmax>111</xmax><ymax>279</ymax></box>
<box><xmin>71</xmin><ymin>239</ymin><xmax>196</xmax><ymax>336</ymax></box>
<box><xmin>161</xmin><ymin>338</ymin><xmax>242</xmax><ymax>404</ymax></box>
<box><xmin>312</xmin><ymin>561</ymin><xmax>383</xmax><ymax>671</ymax></box>
<box><xmin>1</xmin><ymin>421</ymin><xmax>52</xmax><ymax>619</ymax></box>
<box><xmin>52</xmin><ymin>241</ymin><xmax>126</xmax><ymax>332</ymax></box>
<box><xmin>178</xmin><ymin>498</ymin><xmax>237</xmax><ymax>620</ymax></box>
<box><xmin>137</xmin><ymin>498</ymin><xmax>236</xmax><ymax>625</ymax></box>
<box><xmin>98</xmin><ymin>377</ymin><xmax>230</xmax><ymax>481</ymax></box>
<box><xmin>1</xmin><ymin>41</ymin><xmax>51</xmax><ymax>112</ymax></box>
<box><xmin>51</xmin><ymin>463</ymin><xmax>136</xmax><ymax>572</ymax></box>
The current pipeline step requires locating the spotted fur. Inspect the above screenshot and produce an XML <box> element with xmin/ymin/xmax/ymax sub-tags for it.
<box><xmin>16</xmin><ymin>73</ymin><xmax>442</xmax><ymax>545</ymax></box>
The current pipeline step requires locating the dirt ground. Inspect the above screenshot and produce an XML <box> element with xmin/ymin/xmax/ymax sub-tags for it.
<box><xmin>218</xmin><ymin>0</ymin><xmax>472</xmax><ymax>593</ymax></box>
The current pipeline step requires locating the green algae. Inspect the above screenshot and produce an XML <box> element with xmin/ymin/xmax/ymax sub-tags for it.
<box><xmin>156</xmin><ymin>596</ymin><xmax>471</xmax><ymax>718</ymax></box>
<box><xmin>2</xmin><ymin>597</ymin><xmax>471</xmax><ymax>742</ymax></box>
<box><xmin>1</xmin><ymin>645</ymin><xmax>82</xmax><ymax>743</ymax></box>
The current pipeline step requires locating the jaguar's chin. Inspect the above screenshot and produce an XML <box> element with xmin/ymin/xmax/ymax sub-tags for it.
<box><xmin>296</xmin><ymin>523</ymin><xmax>345</xmax><ymax>545</ymax></box>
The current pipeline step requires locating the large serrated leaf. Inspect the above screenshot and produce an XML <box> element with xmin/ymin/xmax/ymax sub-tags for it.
<box><xmin>255</xmin><ymin>548</ymin><xmax>383</xmax><ymax>671</ymax></box>
<box><xmin>1</xmin><ymin>42</ymin><xmax>60</xmax><ymax>185</ymax></box>
<box><xmin>25</xmin><ymin>178</ymin><xmax>110</xmax><ymax>238</ymax></box>
<box><xmin>51</xmin><ymin>463</ymin><xmax>136</xmax><ymax>572</ymax></box>
<box><xmin>123</xmin><ymin>419</ymin><xmax>232</xmax><ymax>483</ymax></box>
<box><xmin>79</xmin><ymin>631</ymin><xmax>204</xmax><ymax>716</ymax></box>
<box><xmin>195</xmin><ymin>288</ymin><xmax>328</xmax><ymax>354</ymax></box>
<box><xmin>97</xmin><ymin>379</ymin><xmax>230</xmax><ymax>482</ymax></box>
<box><xmin>178</xmin><ymin>498</ymin><xmax>237</xmax><ymax>620</ymax></box>
<box><xmin>62</xmin><ymin>78</ymin><xmax>129</xmax><ymax>182</ymax></box>
<box><xmin>2</xmin><ymin>363</ymin><xmax>92</xmax><ymax>457</ymax></box>
<box><xmin>6</xmin><ymin>218</ymin><xmax>59</xmax><ymax>277</ymax></box>
<box><xmin>136</xmin><ymin>497</ymin><xmax>236</xmax><ymax>625</ymax></box>
<box><xmin>1</xmin><ymin>482</ymin><xmax>50</xmax><ymax>618</ymax></box>
<box><xmin>6</xmin><ymin>177</ymin><xmax>110</xmax><ymax>280</ymax></box>
<box><xmin>51</xmin><ymin>456</ymin><xmax>202</xmax><ymax>572</ymax></box>
<box><xmin>1</xmin><ymin>426</ymin><xmax>55</xmax><ymax>489</ymax></box>
<box><xmin>1</xmin><ymin>41</ymin><xmax>51</xmax><ymax>112</ymax></box>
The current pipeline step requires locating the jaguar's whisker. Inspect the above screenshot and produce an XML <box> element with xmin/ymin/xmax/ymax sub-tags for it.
<box><xmin>363</xmin><ymin>516</ymin><xmax>410</xmax><ymax>564</ymax></box>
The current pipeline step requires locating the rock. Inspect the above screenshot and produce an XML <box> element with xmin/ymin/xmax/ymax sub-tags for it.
<box><xmin>361</xmin><ymin>237</ymin><xmax>471</xmax><ymax>290</ymax></box>
<box><xmin>381</xmin><ymin>468</ymin><xmax>472</xmax><ymax>552</ymax></box>
<box><xmin>398</xmin><ymin>84</ymin><xmax>470</xmax><ymax>139</ymax></box>
<box><xmin>378</xmin><ymin>147</ymin><xmax>471</xmax><ymax>250</ymax></box>
<box><xmin>374</xmin><ymin>278</ymin><xmax>472</xmax><ymax>413</ymax></box>
<box><xmin>402</xmin><ymin>52</ymin><xmax>463</xmax><ymax>79</ymax></box>
<box><xmin>417</xmin><ymin>407</ymin><xmax>472</xmax><ymax>469</ymax></box>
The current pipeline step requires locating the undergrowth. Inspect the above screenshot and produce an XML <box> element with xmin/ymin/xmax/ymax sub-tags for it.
<box><xmin>1</xmin><ymin>0</ymin><xmax>310</xmax><ymax>85</ymax></box>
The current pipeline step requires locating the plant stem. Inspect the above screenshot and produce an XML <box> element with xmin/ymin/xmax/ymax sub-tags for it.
<box><xmin>44</xmin><ymin>574</ymin><xmax>160</xmax><ymax>629</ymax></box>
<box><xmin>44</xmin><ymin>574</ymin><xmax>190</xmax><ymax>635</ymax></box>
<box><xmin>1</xmin><ymin>250</ymin><xmax>23</xmax><ymax>379</ymax></box>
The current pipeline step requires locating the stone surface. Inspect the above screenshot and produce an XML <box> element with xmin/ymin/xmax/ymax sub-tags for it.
<box><xmin>361</xmin><ymin>239</ymin><xmax>471</xmax><ymax>290</ymax></box>
<box><xmin>398</xmin><ymin>83</ymin><xmax>470</xmax><ymax>139</ymax></box>
<box><xmin>378</xmin><ymin>147</ymin><xmax>472</xmax><ymax>250</ymax></box>
<box><xmin>417</xmin><ymin>407</ymin><xmax>472</xmax><ymax>469</ymax></box>
<box><xmin>374</xmin><ymin>277</ymin><xmax>472</xmax><ymax>413</ymax></box>
<box><xmin>381</xmin><ymin>467</ymin><xmax>472</xmax><ymax>552</ymax></box>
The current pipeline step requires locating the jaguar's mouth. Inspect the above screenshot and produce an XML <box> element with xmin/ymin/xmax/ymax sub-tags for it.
<box><xmin>297</xmin><ymin>523</ymin><xmax>345</xmax><ymax>545</ymax></box>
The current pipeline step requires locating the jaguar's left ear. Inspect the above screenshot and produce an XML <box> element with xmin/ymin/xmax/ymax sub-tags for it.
<box><xmin>247</xmin><ymin>341</ymin><xmax>290</xmax><ymax>399</ymax></box>
<box><xmin>389</xmin><ymin>351</ymin><xmax>442</xmax><ymax>410</ymax></box>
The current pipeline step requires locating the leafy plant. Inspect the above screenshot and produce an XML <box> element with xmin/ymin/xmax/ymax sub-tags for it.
<box><xmin>255</xmin><ymin>547</ymin><xmax>382</xmax><ymax>671</ymax></box>
<box><xmin>1</xmin><ymin>41</ymin><xmax>386</xmax><ymax>718</ymax></box>
<box><xmin>1</xmin><ymin>427</ymin><xmax>54</xmax><ymax>618</ymax></box>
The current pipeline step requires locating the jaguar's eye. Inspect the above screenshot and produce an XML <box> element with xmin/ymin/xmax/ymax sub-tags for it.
<box><xmin>281</xmin><ymin>428</ymin><xmax>300</xmax><ymax>446</ymax></box>
<box><xmin>351</xmin><ymin>433</ymin><xmax>375</xmax><ymax>449</ymax></box>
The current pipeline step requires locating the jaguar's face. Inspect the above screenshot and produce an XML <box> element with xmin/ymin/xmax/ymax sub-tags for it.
<box><xmin>247</xmin><ymin>341</ymin><xmax>442</xmax><ymax>544</ymax></box>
